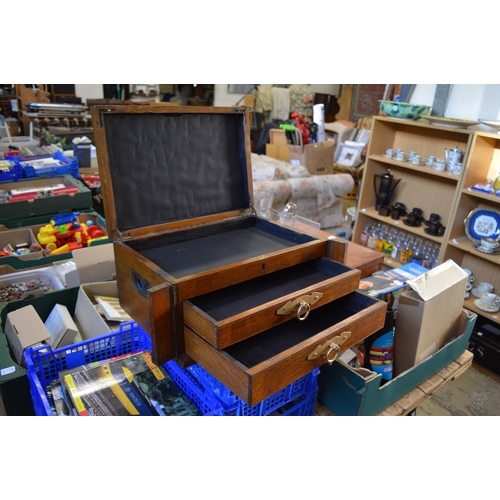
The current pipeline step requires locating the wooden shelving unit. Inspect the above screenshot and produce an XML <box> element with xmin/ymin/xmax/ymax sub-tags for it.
<box><xmin>442</xmin><ymin>130</ymin><xmax>500</xmax><ymax>326</ymax></box>
<box><xmin>353</xmin><ymin>115</ymin><xmax>474</xmax><ymax>267</ymax></box>
<box><xmin>353</xmin><ymin>115</ymin><xmax>500</xmax><ymax>326</ymax></box>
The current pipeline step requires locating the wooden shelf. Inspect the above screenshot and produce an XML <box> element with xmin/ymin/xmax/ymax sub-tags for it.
<box><xmin>369</xmin><ymin>154</ymin><xmax>463</xmax><ymax>182</ymax></box>
<box><xmin>352</xmin><ymin>116</ymin><xmax>500</xmax><ymax>331</ymax></box>
<box><xmin>358</xmin><ymin>207</ymin><xmax>446</xmax><ymax>244</ymax></box>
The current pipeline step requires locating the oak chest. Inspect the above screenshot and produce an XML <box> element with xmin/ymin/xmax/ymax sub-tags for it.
<box><xmin>92</xmin><ymin>105</ymin><xmax>386</xmax><ymax>405</ymax></box>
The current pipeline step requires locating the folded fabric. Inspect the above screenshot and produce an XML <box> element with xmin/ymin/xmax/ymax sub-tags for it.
<box><xmin>270</xmin><ymin>88</ymin><xmax>290</xmax><ymax>121</ymax></box>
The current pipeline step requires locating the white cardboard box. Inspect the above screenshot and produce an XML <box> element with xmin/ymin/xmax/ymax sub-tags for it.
<box><xmin>393</xmin><ymin>260</ymin><xmax>468</xmax><ymax>376</ymax></box>
<box><xmin>45</xmin><ymin>303</ymin><xmax>79</xmax><ymax>349</ymax></box>
<box><xmin>64</xmin><ymin>244</ymin><xmax>115</xmax><ymax>288</ymax></box>
<box><xmin>4</xmin><ymin>305</ymin><xmax>51</xmax><ymax>366</ymax></box>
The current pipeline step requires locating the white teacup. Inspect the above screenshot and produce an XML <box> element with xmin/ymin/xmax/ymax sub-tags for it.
<box><xmin>433</xmin><ymin>158</ymin><xmax>446</xmax><ymax>171</ymax></box>
<box><xmin>481</xmin><ymin>237</ymin><xmax>499</xmax><ymax>251</ymax></box>
<box><xmin>425</xmin><ymin>155</ymin><xmax>435</xmax><ymax>166</ymax></box>
<box><xmin>479</xmin><ymin>292</ymin><xmax>500</xmax><ymax>308</ymax></box>
<box><xmin>466</xmin><ymin>282</ymin><xmax>473</xmax><ymax>292</ymax></box>
<box><xmin>411</xmin><ymin>155</ymin><xmax>421</xmax><ymax>165</ymax></box>
<box><xmin>396</xmin><ymin>151</ymin><xmax>406</xmax><ymax>161</ymax></box>
<box><xmin>476</xmin><ymin>282</ymin><xmax>494</xmax><ymax>295</ymax></box>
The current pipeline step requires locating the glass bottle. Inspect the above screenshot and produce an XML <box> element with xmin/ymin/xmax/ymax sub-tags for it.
<box><xmin>412</xmin><ymin>240</ymin><xmax>423</xmax><ymax>266</ymax></box>
<box><xmin>400</xmin><ymin>233</ymin><xmax>413</xmax><ymax>264</ymax></box>
<box><xmin>391</xmin><ymin>230</ymin><xmax>404</xmax><ymax>261</ymax></box>
<box><xmin>359</xmin><ymin>222</ymin><xmax>371</xmax><ymax>246</ymax></box>
<box><xmin>383</xmin><ymin>228</ymin><xmax>396</xmax><ymax>257</ymax></box>
<box><xmin>375</xmin><ymin>224</ymin><xmax>387</xmax><ymax>253</ymax></box>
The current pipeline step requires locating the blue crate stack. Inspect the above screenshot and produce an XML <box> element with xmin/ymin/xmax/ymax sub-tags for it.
<box><xmin>25</xmin><ymin>321</ymin><xmax>319</xmax><ymax>416</ymax></box>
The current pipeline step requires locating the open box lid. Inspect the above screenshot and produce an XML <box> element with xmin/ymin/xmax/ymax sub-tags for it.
<box><xmin>92</xmin><ymin>105</ymin><xmax>252</xmax><ymax>240</ymax></box>
<box><xmin>405</xmin><ymin>260</ymin><xmax>467</xmax><ymax>302</ymax></box>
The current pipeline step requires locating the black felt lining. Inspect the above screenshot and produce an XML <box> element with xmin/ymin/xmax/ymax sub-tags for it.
<box><xmin>188</xmin><ymin>257</ymin><xmax>349</xmax><ymax>319</ymax></box>
<box><xmin>103</xmin><ymin>111</ymin><xmax>250</xmax><ymax>232</ymax></box>
<box><xmin>128</xmin><ymin>218</ymin><xmax>315</xmax><ymax>278</ymax></box>
<box><xmin>140</xmin><ymin>227</ymin><xmax>295</xmax><ymax>277</ymax></box>
<box><xmin>224</xmin><ymin>292</ymin><xmax>375</xmax><ymax>368</ymax></box>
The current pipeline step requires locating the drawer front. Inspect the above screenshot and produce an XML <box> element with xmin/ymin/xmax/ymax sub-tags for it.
<box><xmin>184</xmin><ymin>257</ymin><xmax>360</xmax><ymax>349</ymax></box>
<box><xmin>185</xmin><ymin>292</ymin><xmax>386</xmax><ymax>406</ymax></box>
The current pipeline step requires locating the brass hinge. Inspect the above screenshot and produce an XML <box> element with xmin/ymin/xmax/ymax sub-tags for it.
<box><xmin>116</xmin><ymin>226</ymin><xmax>132</xmax><ymax>242</ymax></box>
<box><xmin>307</xmin><ymin>331</ymin><xmax>352</xmax><ymax>365</ymax></box>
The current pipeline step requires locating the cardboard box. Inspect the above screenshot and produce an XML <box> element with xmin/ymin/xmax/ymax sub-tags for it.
<box><xmin>0</xmin><ymin>228</ymin><xmax>43</xmax><ymax>260</ymax></box>
<box><xmin>289</xmin><ymin>141</ymin><xmax>335</xmax><ymax>175</ymax></box>
<box><xmin>265</xmin><ymin>143</ymin><xmax>291</xmax><ymax>163</ymax></box>
<box><xmin>0</xmin><ymin>287</ymin><xmax>79</xmax><ymax>414</ymax></box>
<box><xmin>317</xmin><ymin>309</ymin><xmax>476</xmax><ymax>416</ymax></box>
<box><xmin>358</xmin><ymin>262</ymin><xmax>428</xmax><ymax>311</ymax></box>
<box><xmin>4</xmin><ymin>305</ymin><xmax>51</xmax><ymax>366</ymax></box>
<box><xmin>0</xmin><ymin>175</ymin><xmax>92</xmax><ymax>222</ymax></box>
<box><xmin>64</xmin><ymin>243</ymin><xmax>115</xmax><ymax>288</ymax></box>
<box><xmin>394</xmin><ymin>260</ymin><xmax>468</xmax><ymax>375</ymax></box>
<box><xmin>45</xmin><ymin>303</ymin><xmax>79</xmax><ymax>348</ymax></box>
<box><xmin>74</xmin><ymin>281</ymin><xmax>122</xmax><ymax>340</ymax></box>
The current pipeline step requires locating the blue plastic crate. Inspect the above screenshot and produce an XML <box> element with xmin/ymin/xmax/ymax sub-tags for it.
<box><xmin>24</xmin><ymin>321</ymin><xmax>222</xmax><ymax>416</ymax></box>
<box><xmin>19</xmin><ymin>151</ymin><xmax>80</xmax><ymax>179</ymax></box>
<box><xmin>0</xmin><ymin>161</ymin><xmax>22</xmax><ymax>182</ymax></box>
<box><xmin>270</xmin><ymin>387</ymin><xmax>319</xmax><ymax>416</ymax></box>
<box><xmin>184</xmin><ymin>362</ymin><xmax>320</xmax><ymax>416</ymax></box>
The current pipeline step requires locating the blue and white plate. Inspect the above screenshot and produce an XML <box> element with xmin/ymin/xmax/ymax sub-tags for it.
<box><xmin>464</xmin><ymin>208</ymin><xmax>500</xmax><ymax>242</ymax></box>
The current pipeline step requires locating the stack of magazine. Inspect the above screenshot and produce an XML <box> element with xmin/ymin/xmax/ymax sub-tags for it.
<box><xmin>46</xmin><ymin>350</ymin><xmax>201</xmax><ymax>416</ymax></box>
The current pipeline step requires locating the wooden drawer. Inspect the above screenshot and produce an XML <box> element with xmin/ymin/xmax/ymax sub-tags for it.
<box><xmin>185</xmin><ymin>291</ymin><xmax>386</xmax><ymax>406</ymax></box>
<box><xmin>184</xmin><ymin>257</ymin><xmax>360</xmax><ymax>349</ymax></box>
<box><xmin>112</xmin><ymin>218</ymin><xmax>344</xmax><ymax>365</ymax></box>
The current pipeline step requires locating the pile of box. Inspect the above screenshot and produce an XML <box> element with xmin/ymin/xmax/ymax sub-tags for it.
<box><xmin>0</xmin><ymin>150</ymin><xmax>116</xmax><ymax>415</ymax></box>
<box><xmin>317</xmin><ymin>260</ymin><xmax>477</xmax><ymax>415</ymax></box>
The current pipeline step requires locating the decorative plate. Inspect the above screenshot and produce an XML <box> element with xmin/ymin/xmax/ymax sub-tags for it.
<box><xmin>464</xmin><ymin>208</ymin><xmax>500</xmax><ymax>242</ymax></box>
<box><xmin>478</xmin><ymin>119</ymin><xmax>500</xmax><ymax>132</ymax></box>
<box><xmin>421</xmin><ymin>115</ymin><xmax>479</xmax><ymax>129</ymax></box>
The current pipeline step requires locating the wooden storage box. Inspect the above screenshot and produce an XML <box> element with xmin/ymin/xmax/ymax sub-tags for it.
<box><xmin>92</xmin><ymin>105</ymin><xmax>386</xmax><ymax>405</ymax></box>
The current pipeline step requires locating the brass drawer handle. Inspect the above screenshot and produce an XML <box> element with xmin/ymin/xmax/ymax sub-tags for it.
<box><xmin>307</xmin><ymin>332</ymin><xmax>352</xmax><ymax>365</ymax></box>
<box><xmin>277</xmin><ymin>292</ymin><xmax>323</xmax><ymax>319</ymax></box>
<box><xmin>296</xmin><ymin>301</ymin><xmax>311</xmax><ymax>321</ymax></box>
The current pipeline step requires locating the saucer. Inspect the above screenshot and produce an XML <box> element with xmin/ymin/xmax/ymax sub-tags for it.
<box><xmin>403</xmin><ymin>219</ymin><xmax>421</xmax><ymax>227</ymax></box>
<box><xmin>424</xmin><ymin>227</ymin><xmax>445</xmax><ymax>237</ymax></box>
<box><xmin>473</xmin><ymin>241</ymin><xmax>500</xmax><ymax>254</ymax></box>
<box><xmin>474</xmin><ymin>298</ymin><xmax>500</xmax><ymax>313</ymax></box>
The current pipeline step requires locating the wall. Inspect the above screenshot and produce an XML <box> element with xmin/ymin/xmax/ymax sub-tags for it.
<box><xmin>213</xmin><ymin>84</ymin><xmax>340</xmax><ymax>107</ymax></box>
<box><xmin>411</xmin><ymin>84</ymin><xmax>500</xmax><ymax>122</ymax></box>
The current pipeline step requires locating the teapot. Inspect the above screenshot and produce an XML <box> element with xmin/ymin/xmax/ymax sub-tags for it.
<box><xmin>374</xmin><ymin>169</ymin><xmax>401</xmax><ymax>210</ymax></box>
<box><xmin>445</xmin><ymin>146</ymin><xmax>462</xmax><ymax>164</ymax></box>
